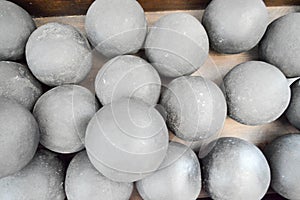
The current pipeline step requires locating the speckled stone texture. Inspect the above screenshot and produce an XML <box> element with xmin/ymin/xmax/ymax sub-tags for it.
<box><xmin>286</xmin><ymin>80</ymin><xmax>300</xmax><ymax>129</ymax></box>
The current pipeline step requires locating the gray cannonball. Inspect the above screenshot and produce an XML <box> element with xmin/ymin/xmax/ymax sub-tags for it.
<box><xmin>286</xmin><ymin>80</ymin><xmax>300</xmax><ymax>129</ymax></box>
<box><xmin>202</xmin><ymin>0</ymin><xmax>268</xmax><ymax>54</ymax></box>
<box><xmin>0</xmin><ymin>97</ymin><xmax>39</xmax><ymax>178</ymax></box>
<box><xmin>260</xmin><ymin>13</ymin><xmax>300</xmax><ymax>77</ymax></box>
<box><xmin>136</xmin><ymin>142</ymin><xmax>201</xmax><ymax>200</ymax></box>
<box><xmin>26</xmin><ymin>22</ymin><xmax>92</xmax><ymax>86</ymax></box>
<box><xmin>33</xmin><ymin>85</ymin><xmax>99</xmax><ymax>154</ymax></box>
<box><xmin>224</xmin><ymin>61</ymin><xmax>290</xmax><ymax>126</ymax></box>
<box><xmin>0</xmin><ymin>0</ymin><xmax>35</xmax><ymax>60</ymax></box>
<box><xmin>0</xmin><ymin>149</ymin><xmax>65</xmax><ymax>200</ymax></box>
<box><xmin>85</xmin><ymin>98</ymin><xmax>169</xmax><ymax>182</ymax></box>
<box><xmin>201</xmin><ymin>137</ymin><xmax>271</xmax><ymax>200</ymax></box>
<box><xmin>66</xmin><ymin>151</ymin><xmax>133</xmax><ymax>200</ymax></box>
<box><xmin>160</xmin><ymin>76</ymin><xmax>226</xmax><ymax>141</ymax></box>
<box><xmin>85</xmin><ymin>0</ymin><xmax>147</xmax><ymax>58</ymax></box>
<box><xmin>95</xmin><ymin>55</ymin><xmax>161</xmax><ymax>106</ymax></box>
<box><xmin>264</xmin><ymin>134</ymin><xmax>300</xmax><ymax>199</ymax></box>
<box><xmin>145</xmin><ymin>13</ymin><xmax>209</xmax><ymax>77</ymax></box>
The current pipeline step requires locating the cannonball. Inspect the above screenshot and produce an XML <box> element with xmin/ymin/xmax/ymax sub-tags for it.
<box><xmin>260</xmin><ymin>13</ymin><xmax>300</xmax><ymax>77</ymax></box>
<box><xmin>202</xmin><ymin>0</ymin><xmax>268</xmax><ymax>54</ymax></box>
<box><xmin>33</xmin><ymin>85</ymin><xmax>99</xmax><ymax>154</ymax></box>
<box><xmin>286</xmin><ymin>80</ymin><xmax>300</xmax><ymax>129</ymax></box>
<box><xmin>95</xmin><ymin>55</ymin><xmax>161</xmax><ymax>106</ymax></box>
<box><xmin>201</xmin><ymin>137</ymin><xmax>271</xmax><ymax>200</ymax></box>
<box><xmin>66</xmin><ymin>150</ymin><xmax>133</xmax><ymax>200</ymax></box>
<box><xmin>26</xmin><ymin>22</ymin><xmax>92</xmax><ymax>86</ymax></box>
<box><xmin>136</xmin><ymin>142</ymin><xmax>201</xmax><ymax>200</ymax></box>
<box><xmin>145</xmin><ymin>13</ymin><xmax>209</xmax><ymax>77</ymax></box>
<box><xmin>0</xmin><ymin>0</ymin><xmax>35</xmax><ymax>60</ymax></box>
<box><xmin>224</xmin><ymin>61</ymin><xmax>290</xmax><ymax>126</ymax></box>
<box><xmin>85</xmin><ymin>0</ymin><xmax>147</xmax><ymax>57</ymax></box>
<box><xmin>85</xmin><ymin>98</ymin><xmax>169</xmax><ymax>182</ymax></box>
<box><xmin>0</xmin><ymin>97</ymin><xmax>39</xmax><ymax>178</ymax></box>
<box><xmin>160</xmin><ymin>76</ymin><xmax>226</xmax><ymax>141</ymax></box>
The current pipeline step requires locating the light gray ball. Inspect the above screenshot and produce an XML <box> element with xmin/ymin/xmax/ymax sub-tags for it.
<box><xmin>286</xmin><ymin>80</ymin><xmax>300</xmax><ymax>129</ymax></box>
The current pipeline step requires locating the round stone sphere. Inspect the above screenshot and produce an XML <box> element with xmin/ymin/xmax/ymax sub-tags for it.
<box><xmin>201</xmin><ymin>137</ymin><xmax>271</xmax><ymax>200</ymax></box>
<box><xmin>160</xmin><ymin>76</ymin><xmax>227</xmax><ymax>141</ymax></box>
<box><xmin>264</xmin><ymin>134</ymin><xmax>300</xmax><ymax>199</ymax></box>
<box><xmin>136</xmin><ymin>142</ymin><xmax>201</xmax><ymax>200</ymax></box>
<box><xmin>286</xmin><ymin>80</ymin><xmax>300</xmax><ymax>129</ymax></box>
<box><xmin>66</xmin><ymin>151</ymin><xmax>134</xmax><ymax>200</ymax></box>
<box><xmin>85</xmin><ymin>0</ymin><xmax>147</xmax><ymax>58</ymax></box>
<box><xmin>260</xmin><ymin>13</ymin><xmax>300</xmax><ymax>77</ymax></box>
<box><xmin>0</xmin><ymin>0</ymin><xmax>36</xmax><ymax>60</ymax></box>
<box><xmin>0</xmin><ymin>97</ymin><xmax>39</xmax><ymax>178</ymax></box>
<box><xmin>202</xmin><ymin>0</ymin><xmax>268</xmax><ymax>54</ymax></box>
<box><xmin>0</xmin><ymin>149</ymin><xmax>65</xmax><ymax>200</ymax></box>
<box><xmin>0</xmin><ymin>61</ymin><xmax>42</xmax><ymax>110</ymax></box>
<box><xmin>145</xmin><ymin>13</ymin><xmax>209</xmax><ymax>77</ymax></box>
<box><xmin>26</xmin><ymin>22</ymin><xmax>92</xmax><ymax>86</ymax></box>
<box><xmin>33</xmin><ymin>85</ymin><xmax>99</xmax><ymax>154</ymax></box>
<box><xmin>224</xmin><ymin>61</ymin><xmax>290</xmax><ymax>126</ymax></box>
<box><xmin>95</xmin><ymin>55</ymin><xmax>161</xmax><ymax>106</ymax></box>
<box><xmin>85</xmin><ymin>98</ymin><xmax>169</xmax><ymax>182</ymax></box>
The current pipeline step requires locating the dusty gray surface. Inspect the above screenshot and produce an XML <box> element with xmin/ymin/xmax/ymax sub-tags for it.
<box><xmin>286</xmin><ymin>80</ymin><xmax>300</xmax><ymax>129</ymax></box>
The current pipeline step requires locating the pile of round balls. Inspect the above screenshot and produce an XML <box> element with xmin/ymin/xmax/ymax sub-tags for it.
<box><xmin>0</xmin><ymin>0</ymin><xmax>300</xmax><ymax>199</ymax></box>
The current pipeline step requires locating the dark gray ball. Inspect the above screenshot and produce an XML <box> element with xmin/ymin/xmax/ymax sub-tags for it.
<box><xmin>286</xmin><ymin>80</ymin><xmax>300</xmax><ymax>129</ymax></box>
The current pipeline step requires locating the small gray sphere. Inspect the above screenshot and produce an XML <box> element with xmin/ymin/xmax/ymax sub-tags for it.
<box><xmin>136</xmin><ymin>142</ymin><xmax>201</xmax><ymax>200</ymax></box>
<box><xmin>0</xmin><ymin>0</ymin><xmax>36</xmax><ymax>60</ymax></box>
<box><xmin>201</xmin><ymin>137</ymin><xmax>271</xmax><ymax>200</ymax></box>
<box><xmin>66</xmin><ymin>151</ymin><xmax>133</xmax><ymax>200</ymax></box>
<box><xmin>286</xmin><ymin>80</ymin><xmax>300</xmax><ymax>129</ymax></box>
<box><xmin>203</xmin><ymin>0</ymin><xmax>268</xmax><ymax>54</ymax></box>
<box><xmin>26</xmin><ymin>22</ymin><xmax>92</xmax><ymax>86</ymax></box>
<box><xmin>145</xmin><ymin>13</ymin><xmax>209</xmax><ymax>77</ymax></box>
<box><xmin>33</xmin><ymin>85</ymin><xmax>99</xmax><ymax>154</ymax></box>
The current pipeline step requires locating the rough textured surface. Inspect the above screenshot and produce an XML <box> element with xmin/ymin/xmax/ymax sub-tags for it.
<box><xmin>202</xmin><ymin>0</ymin><xmax>268</xmax><ymax>54</ymax></box>
<box><xmin>145</xmin><ymin>13</ymin><xmax>209</xmax><ymax>77</ymax></box>
<box><xmin>264</xmin><ymin>134</ymin><xmax>300</xmax><ymax>200</ymax></box>
<box><xmin>66</xmin><ymin>151</ymin><xmax>133</xmax><ymax>200</ymax></box>
<box><xmin>85</xmin><ymin>0</ymin><xmax>147</xmax><ymax>58</ymax></box>
<box><xmin>224</xmin><ymin>61</ymin><xmax>290</xmax><ymax>126</ymax></box>
<box><xmin>0</xmin><ymin>0</ymin><xmax>36</xmax><ymax>60</ymax></box>
<box><xmin>161</xmin><ymin>76</ymin><xmax>227</xmax><ymax>141</ymax></box>
<box><xmin>286</xmin><ymin>80</ymin><xmax>300</xmax><ymax>129</ymax></box>
<box><xmin>260</xmin><ymin>13</ymin><xmax>300</xmax><ymax>77</ymax></box>
<box><xmin>33</xmin><ymin>85</ymin><xmax>99</xmax><ymax>154</ymax></box>
<box><xmin>85</xmin><ymin>98</ymin><xmax>169</xmax><ymax>182</ymax></box>
<box><xmin>201</xmin><ymin>137</ymin><xmax>271</xmax><ymax>200</ymax></box>
<box><xmin>26</xmin><ymin>22</ymin><xmax>92</xmax><ymax>86</ymax></box>
<box><xmin>95</xmin><ymin>55</ymin><xmax>161</xmax><ymax>106</ymax></box>
<box><xmin>136</xmin><ymin>142</ymin><xmax>201</xmax><ymax>200</ymax></box>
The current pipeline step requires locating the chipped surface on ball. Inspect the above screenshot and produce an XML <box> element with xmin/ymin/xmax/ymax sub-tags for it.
<box><xmin>286</xmin><ymin>80</ymin><xmax>300</xmax><ymax>129</ymax></box>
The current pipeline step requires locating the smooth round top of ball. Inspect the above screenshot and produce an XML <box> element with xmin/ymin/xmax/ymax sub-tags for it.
<box><xmin>286</xmin><ymin>80</ymin><xmax>300</xmax><ymax>129</ymax></box>
<box><xmin>224</xmin><ymin>61</ymin><xmax>290</xmax><ymax>126</ymax></box>
<box><xmin>66</xmin><ymin>151</ymin><xmax>133</xmax><ymax>200</ymax></box>
<box><xmin>0</xmin><ymin>0</ymin><xmax>36</xmax><ymax>60</ymax></box>
<box><xmin>26</xmin><ymin>22</ymin><xmax>92</xmax><ymax>86</ymax></box>
<box><xmin>145</xmin><ymin>13</ymin><xmax>209</xmax><ymax>77</ymax></box>
<box><xmin>260</xmin><ymin>13</ymin><xmax>300</xmax><ymax>77</ymax></box>
<box><xmin>95</xmin><ymin>55</ymin><xmax>161</xmax><ymax>106</ymax></box>
<box><xmin>85</xmin><ymin>0</ymin><xmax>147</xmax><ymax>57</ymax></box>
<box><xmin>161</xmin><ymin>76</ymin><xmax>227</xmax><ymax>141</ymax></box>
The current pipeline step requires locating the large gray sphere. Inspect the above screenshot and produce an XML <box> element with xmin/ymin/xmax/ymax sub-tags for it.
<box><xmin>0</xmin><ymin>97</ymin><xmax>39</xmax><ymax>178</ymax></box>
<box><xmin>264</xmin><ymin>134</ymin><xmax>300</xmax><ymax>200</ymax></box>
<box><xmin>260</xmin><ymin>13</ymin><xmax>300</xmax><ymax>77</ymax></box>
<box><xmin>33</xmin><ymin>85</ymin><xmax>99</xmax><ymax>154</ymax></box>
<box><xmin>0</xmin><ymin>0</ymin><xmax>36</xmax><ymax>60</ymax></box>
<box><xmin>85</xmin><ymin>0</ymin><xmax>147</xmax><ymax>58</ymax></box>
<box><xmin>145</xmin><ymin>13</ymin><xmax>209</xmax><ymax>77</ymax></box>
<box><xmin>0</xmin><ymin>149</ymin><xmax>65</xmax><ymax>200</ymax></box>
<box><xmin>201</xmin><ymin>137</ymin><xmax>271</xmax><ymax>200</ymax></box>
<box><xmin>66</xmin><ymin>151</ymin><xmax>133</xmax><ymax>200</ymax></box>
<box><xmin>26</xmin><ymin>22</ymin><xmax>92</xmax><ymax>86</ymax></box>
<box><xmin>286</xmin><ymin>80</ymin><xmax>300</xmax><ymax>129</ymax></box>
<box><xmin>95</xmin><ymin>55</ymin><xmax>161</xmax><ymax>106</ymax></box>
<box><xmin>160</xmin><ymin>76</ymin><xmax>227</xmax><ymax>141</ymax></box>
<box><xmin>202</xmin><ymin>0</ymin><xmax>268</xmax><ymax>54</ymax></box>
<box><xmin>136</xmin><ymin>142</ymin><xmax>201</xmax><ymax>200</ymax></box>
<box><xmin>224</xmin><ymin>61</ymin><xmax>290</xmax><ymax>126</ymax></box>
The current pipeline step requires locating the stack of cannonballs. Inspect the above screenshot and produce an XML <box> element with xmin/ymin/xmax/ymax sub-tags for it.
<box><xmin>0</xmin><ymin>0</ymin><xmax>300</xmax><ymax>199</ymax></box>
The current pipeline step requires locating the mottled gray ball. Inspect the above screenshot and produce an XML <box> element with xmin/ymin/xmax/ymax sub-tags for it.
<box><xmin>286</xmin><ymin>80</ymin><xmax>300</xmax><ymax>129</ymax></box>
